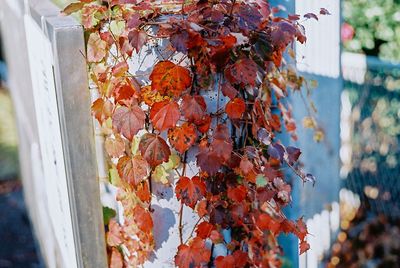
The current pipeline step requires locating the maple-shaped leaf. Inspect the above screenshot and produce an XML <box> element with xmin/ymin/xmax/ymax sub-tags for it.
<box><xmin>299</xmin><ymin>240</ymin><xmax>310</xmax><ymax>255</ymax></box>
<box><xmin>92</xmin><ymin>98</ymin><xmax>113</xmax><ymax>123</ymax></box>
<box><xmin>225</xmin><ymin>59</ymin><xmax>258</xmax><ymax>87</ymax></box>
<box><xmin>295</xmin><ymin>217</ymin><xmax>308</xmax><ymax>241</ymax></box>
<box><xmin>107</xmin><ymin>219</ymin><xmax>122</xmax><ymax>247</ymax></box>
<box><xmin>197</xmin><ymin>146</ymin><xmax>223</xmax><ymax>175</ymax></box>
<box><xmin>210</xmin><ymin>124</ymin><xmax>233</xmax><ymax>162</ymax></box>
<box><xmin>195</xmin><ymin>221</ymin><xmax>215</xmax><ymax>239</ymax></box>
<box><xmin>227</xmin><ymin>185</ymin><xmax>247</xmax><ymax>202</ymax></box>
<box><xmin>215</xmin><ymin>251</ymin><xmax>248</xmax><ymax>268</ymax></box>
<box><xmin>139</xmin><ymin>134</ymin><xmax>171</xmax><ymax>167</ymax></box>
<box><xmin>150</xmin><ymin>100</ymin><xmax>180</xmax><ymax>132</ymax></box>
<box><xmin>117</xmin><ymin>155</ymin><xmax>150</xmax><ymax>186</ymax></box>
<box><xmin>256</xmin><ymin>213</ymin><xmax>282</xmax><ymax>234</ymax></box>
<box><xmin>168</xmin><ymin>123</ymin><xmax>197</xmax><ymax>154</ymax></box>
<box><xmin>175</xmin><ymin>237</ymin><xmax>211</xmax><ymax>268</ymax></box>
<box><xmin>132</xmin><ymin>206</ymin><xmax>153</xmax><ymax>234</ymax></box>
<box><xmin>221</xmin><ymin>82</ymin><xmax>238</xmax><ymax>99</ymax></box>
<box><xmin>149</xmin><ymin>61</ymin><xmax>191</xmax><ymax>97</ymax></box>
<box><xmin>87</xmin><ymin>32</ymin><xmax>107</xmax><ymax>62</ymax></box>
<box><xmin>175</xmin><ymin>176</ymin><xmax>206</xmax><ymax>209</ymax></box>
<box><xmin>237</xmin><ymin>3</ymin><xmax>263</xmax><ymax>30</ymax></box>
<box><xmin>110</xmin><ymin>247</ymin><xmax>123</xmax><ymax>268</ymax></box>
<box><xmin>225</xmin><ymin>97</ymin><xmax>246</xmax><ymax>119</ymax></box>
<box><xmin>196</xmin><ymin>115</ymin><xmax>211</xmax><ymax>134</ymax></box>
<box><xmin>181</xmin><ymin>95</ymin><xmax>207</xmax><ymax>122</ymax></box>
<box><xmin>128</xmin><ymin>29</ymin><xmax>147</xmax><ymax>53</ymax></box>
<box><xmin>112</xmin><ymin>105</ymin><xmax>145</xmax><ymax>141</ymax></box>
<box><xmin>140</xmin><ymin>85</ymin><xmax>170</xmax><ymax>106</ymax></box>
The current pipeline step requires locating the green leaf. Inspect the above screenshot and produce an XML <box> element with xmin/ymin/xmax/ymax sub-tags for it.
<box><xmin>109</xmin><ymin>167</ymin><xmax>122</xmax><ymax>187</ymax></box>
<box><xmin>110</xmin><ymin>20</ymin><xmax>126</xmax><ymax>37</ymax></box>
<box><xmin>256</xmin><ymin>174</ymin><xmax>268</xmax><ymax>188</ymax></box>
<box><xmin>103</xmin><ymin>206</ymin><xmax>116</xmax><ymax>225</ymax></box>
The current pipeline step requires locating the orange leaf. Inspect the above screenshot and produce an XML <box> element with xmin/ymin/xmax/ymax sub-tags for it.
<box><xmin>195</xmin><ymin>221</ymin><xmax>215</xmax><ymax>239</ymax></box>
<box><xmin>175</xmin><ymin>237</ymin><xmax>211</xmax><ymax>268</ymax></box>
<box><xmin>132</xmin><ymin>206</ymin><xmax>153</xmax><ymax>233</ymax></box>
<box><xmin>139</xmin><ymin>134</ymin><xmax>171</xmax><ymax>167</ymax></box>
<box><xmin>117</xmin><ymin>155</ymin><xmax>150</xmax><ymax>186</ymax></box>
<box><xmin>150</xmin><ymin>61</ymin><xmax>191</xmax><ymax>97</ymax></box>
<box><xmin>225</xmin><ymin>97</ymin><xmax>246</xmax><ymax>119</ymax></box>
<box><xmin>92</xmin><ymin>98</ymin><xmax>113</xmax><ymax>123</ymax></box>
<box><xmin>112</xmin><ymin>105</ymin><xmax>145</xmax><ymax>141</ymax></box>
<box><xmin>175</xmin><ymin>176</ymin><xmax>206</xmax><ymax>209</ymax></box>
<box><xmin>150</xmin><ymin>100</ymin><xmax>180</xmax><ymax>132</ymax></box>
<box><xmin>168</xmin><ymin>123</ymin><xmax>197</xmax><ymax>154</ymax></box>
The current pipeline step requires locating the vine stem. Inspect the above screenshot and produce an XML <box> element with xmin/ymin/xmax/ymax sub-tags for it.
<box><xmin>178</xmin><ymin>152</ymin><xmax>188</xmax><ymax>244</ymax></box>
<box><xmin>178</xmin><ymin>203</ymin><xmax>184</xmax><ymax>245</ymax></box>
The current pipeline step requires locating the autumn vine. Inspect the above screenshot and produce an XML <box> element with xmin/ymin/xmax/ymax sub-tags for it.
<box><xmin>63</xmin><ymin>0</ymin><xmax>328</xmax><ymax>267</ymax></box>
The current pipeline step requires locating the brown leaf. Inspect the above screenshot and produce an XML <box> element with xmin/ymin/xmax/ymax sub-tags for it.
<box><xmin>117</xmin><ymin>155</ymin><xmax>149</xmax><ymax>186</ymax></box>
<box><xmin>139</xmin><ymin>134</ymin><xmax>171</xmax><ymax>167</ymax></box>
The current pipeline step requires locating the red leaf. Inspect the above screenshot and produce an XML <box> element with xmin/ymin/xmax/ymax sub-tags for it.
<box><xmin>132</xmin><ymin>206</ymin><xmax>153</xmax><ymax>233</ymax></box>
<box><xmin>215</xmin><ymin>250</ymin><xmax>248</xmax><ymax>268</ymax></box>
<box><xmin>110</xmin><ymin>247</ymin><xmax>123</xmax><ymax>268</ymax></box>
<box><xmin>299</xmin><ymin>240</ymin><xmax>310</xmax><ymax>255</ymax></box>
<box><xmin>181</xmin><ymin>95</ymin><xmax>207</xmax><ymax>123</ymax></box>
<box><xmin>117</xmin><ymin>155</ymin><xmax>149</xmax><ymax>186</ymax></box>
<box><xmin>128</xmin><ymin>29</ymin><xmax>147</xmax><ymax>52</ymax></box>
<box><xmin>221</xmin><ymin>82</ymin><xmax>238</xmax><ymax>99</ymax></box>
<box><xmin>168</xmin><ymin>123</ymin><xmax>197</xmax><ymax>154</ymax></box>
<box><xmin>304</xmin><ymin>13</ymin><xmax>318</xmax><ymax>21</ymax></box>
<box><xmin>139</xmin><ymin>134</ymin><xmax>171</xmax><ymax>167</ymax></box>
<box><xmin>225</xmin><ymin>97</ymin><xmax>246</xmax><ymax>119</ymax></box>
<box><xmin>256</xmin><ymin>214</ymin><xmax>281</xmax><ymax>234</ymax></box>
<box><xmin>175</xmin><ymin>237</ymin><xmax>211</xmax><ymax>268</ymax></box>
<box><xmin>225</xmin><ymin>59</ymin><xmax>258</xmax><ymax>87</ymax></box>
<box><xmin>112</xmin><ymin>105</ymin><xmax>145</xmax><ymax>141</ymax></box>
<box><xmin>227</xmin><ymin>185</ymin><xmax>247</xmax><ymax>202</ymax></box>
<box><xmin>150</xmin><ymin>100</ymin><xmax>180</xmax><ymax>132</ymax></box>
<box><xmin>211</xmin><ymin>124</ymin><xmax>233</xmax><ymax>162</ymax></box>
<box><xmin>195</xmin><ymin>115</ymin><xmax>211</xmax><ymax>134</ymax></box>
<box><xmin>195</xmin><ymin>221</ymin><xmax>215</xmax><ymax>239</ymax></box>
<box><xmin>150</xmin><ymin>61</ymin><xmax>191</xmax><ymax>96</ymax></box>
<box><xmin>175</xmin><ymin>176</ymin><xmax>206</xmax><ymax>209</ymax></box>
<box><xmin>320</xmin><ymin>8</ymin><xmax>331</xmax><ymax>15</ymax></box>
<box><xmin>295</xmin><ymin>217</ymin><xmax>308</xmax><ymax>241</ymax></box>
<box><xmin>197</xmin><ymin>148</ymin><xmax>223</xmax><ymax>175</ymax></box>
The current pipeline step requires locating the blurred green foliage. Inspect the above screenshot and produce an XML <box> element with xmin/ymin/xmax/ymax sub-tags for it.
<box><xmin>343</xmin><ymin>0</ymin><xmax>400</xmax><ymax>62</ymax></box>
<box><xmin>0</xmin><ymin>90</ymin><xmax>19</xmax><ymax>180</ymax></box>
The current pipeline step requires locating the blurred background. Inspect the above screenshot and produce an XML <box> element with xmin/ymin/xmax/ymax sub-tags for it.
<box><xmin>0</xmin><ymin>0</ymin><xmax>399</xmax><ymax>267</ymax></box>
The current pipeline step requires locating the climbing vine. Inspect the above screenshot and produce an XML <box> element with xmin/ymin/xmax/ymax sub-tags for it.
<box><xmin>64</xmin><ymin>1</ymin><xmax>328</xmax><ymax>267</ymax></box>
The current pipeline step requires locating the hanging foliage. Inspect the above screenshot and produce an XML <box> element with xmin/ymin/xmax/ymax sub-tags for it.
<box><xmin>63</xmin><ymin>1</ymin><xmax>328</xmax><ymax>267</ymax></box>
